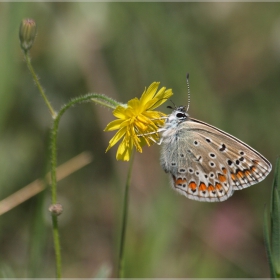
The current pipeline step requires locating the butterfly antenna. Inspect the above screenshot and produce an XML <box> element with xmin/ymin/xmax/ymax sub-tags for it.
<box><xmin>167</xmin><ymin>99</ymin><xmax>176</xmax><ymax>110</ymax></box>
<box><xmin>186</xmin><ymin>73</ymin><xmax>191</xmax><ymax>112</ymax></box>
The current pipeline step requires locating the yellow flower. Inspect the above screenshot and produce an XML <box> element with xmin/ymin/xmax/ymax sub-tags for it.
<box><xmin>104</xmin><ymin>82</ymin><xmax>173</xmax><ymax>161</ymax></box>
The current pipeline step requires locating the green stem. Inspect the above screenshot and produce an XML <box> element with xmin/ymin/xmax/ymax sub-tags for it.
<box><xmin>118</xmin><ymin>150</ymin><xmax>135</xmax><ymax>278</ymax></box>
<box><xmin>49</xmin><ymin>93</ymin><xmax>120</xmax><ymax>278</ymax></box>
<box><xmin>52</xmin><ymin>215</ymin><xmax>62</xmax><ymax>279</ymax></box>
<box><xmin>24</xmin><ymin>51</ymin><xmax>57</xmax><ymax>118</ymax></box>
<box><xmin>92</xmin><ymin>98</ymin><xmax>119</xmax><ymax>110</ymax></box>
<box><xmin>50</xmin><ymin>93</ymin><xmax>120</xmax><ymax>203</ymax></box>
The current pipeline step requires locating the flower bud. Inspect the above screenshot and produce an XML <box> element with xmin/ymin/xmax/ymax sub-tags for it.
<box><xmin>19</xmin><ymin>18</ymin><xmax>37</xmax><ymax>51</ymax></box>
<box><xmin>49</xmin><ymin>203</ymin><xmax>63</xmax><ymax>216</ymax></box>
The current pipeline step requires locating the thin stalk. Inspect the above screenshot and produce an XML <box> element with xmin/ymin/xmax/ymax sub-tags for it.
<box><xmin>50</xmin><ymin>93</ymin><xmax>120</xmax><ymax>278</ymax></box>
<box><xmin>24</xmin><ymin>51</ymin><xmax>57</xmax><ymax>118</ymax></box>
<box><xmin>52</xmin><ymin>215</ymin><xmax>62</xmax><ymax>279</ymax></box>
<box><xmin>264</xmin><ymin>205</ymin><xmax>277</xmax><ymax>278</ymax></box>
<box><xmin>50</xmin><ymin>93</ymin><xmax>120</xmax><ymax>203</ymax></box>
<box><xmin>92</xmin><ymin>98</ymin><xmax>118</xmax><ymax>110</ymax></box>
<box><xmin>118</xmin><ymin>150</ymin><xmax>135</xmax><ymax>278</ymax></box>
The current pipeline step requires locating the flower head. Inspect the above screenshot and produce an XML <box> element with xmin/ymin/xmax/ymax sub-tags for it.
<box><xmin>104</xmin><ymin>82</ymin><xmax>173</xmax><ymax>161</ymax></box>
<box><xmin>19</xmin><ymin>18</ymin><xmax>37</xmax><ymax>52</ymax></box>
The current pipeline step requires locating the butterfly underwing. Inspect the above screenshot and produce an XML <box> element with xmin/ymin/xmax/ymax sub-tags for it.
<box><xmin>159</xmin><ymin>106</ymin><xmax>272</xmax><ymax>202</ymax></box>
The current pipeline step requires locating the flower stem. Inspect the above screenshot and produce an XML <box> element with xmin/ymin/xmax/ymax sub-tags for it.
<box><xmin>24</xmin><ymin>51</ymin><xmax>57</xmax><ymax>119</ymax></box>
<box><xmin>91</xmin><ymin>97</ymin><xmax>119</xmax><ymax>110</ymax></box>
<box><xmin>49</xmin><ymin>93</ymin><xmax>120</xmax><ymax>278</ymax></box>
<box><xmin>51</xmin><ymin>93</ymin><xmax>120</xmax><ymax>202</ymax></box>
<box><xmin>51</xmin><ymin>215</ymin><xmax>62</xmax><ymax>279</ymax></box>
<box><xmin>118</xmin><ymin>150</ymin><xmax>135</xmax><ymax>278</ymax></box>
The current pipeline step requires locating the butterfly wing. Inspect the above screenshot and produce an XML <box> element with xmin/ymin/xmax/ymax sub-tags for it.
<box><xmin>160</xmin><ymin>118</ymin><xmax>272</xmax><ymax>202</ymax></box>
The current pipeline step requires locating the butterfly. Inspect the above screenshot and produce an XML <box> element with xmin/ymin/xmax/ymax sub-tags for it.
<box><xmin>159</xmin><ymin>105</ymin><xmax>272</xmax><ymax>202</ymax></box>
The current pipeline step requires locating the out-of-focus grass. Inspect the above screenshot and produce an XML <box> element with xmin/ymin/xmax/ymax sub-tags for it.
<box><xmin>264</xmin><ymin>157</ymin><xmax>280</xmax><ymax>278</ymax></box>
<box><xmin>0</xmin><ymin>2</ymin><xmax>278</xmax><ymax>277</ymax></box>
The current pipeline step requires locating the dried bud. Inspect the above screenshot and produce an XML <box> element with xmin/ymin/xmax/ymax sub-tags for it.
<box><xmin>49</xmin><ymin>203</ymin><xmax>63</xmax><ymax>216</ymax></box>
<box><xmin>19</xmin><ymin>18</ymin><xmax>37</xmax><ymax>51</ymax></box>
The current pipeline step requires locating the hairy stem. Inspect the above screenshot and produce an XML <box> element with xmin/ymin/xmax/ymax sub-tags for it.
<box><xmin>49</xmin><ymin>93</ymin><xmax>120</xmax><ymax>278</ymax></box>
<box><xmin>118</xmin><ymin>150</ymin><xmax>135</xmax><ymax>278</ymax></box>
<box><xmin>24</xmin><ymin>51</ymin><xmax>57</xmax><ymax>118</ymax></box>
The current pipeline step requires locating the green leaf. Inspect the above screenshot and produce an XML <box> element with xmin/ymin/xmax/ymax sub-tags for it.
<box><xmin>273</xmin><ymin>157</ymin><xmax>280</xmax><ymax>206</ymax></box>
<box><xmin>271</xmin><ymin>157</ymin><xmax>280</xmax><ymax>275</ymax></box>
<box><xmin>272</xmin><ymin>181</ymin><xmax>280</xmax><ymax>273</ymax></box>
<box><xmin>263</xmin><ymin>205</ymin><xmax>277</xmax><ymax>278</ymax></box>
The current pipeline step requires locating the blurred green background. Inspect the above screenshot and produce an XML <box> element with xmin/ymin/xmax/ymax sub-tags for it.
<box><xmin>0</xmin><ymin>2</ymin><xmax>279</xmax><ymax>278</ymax></box>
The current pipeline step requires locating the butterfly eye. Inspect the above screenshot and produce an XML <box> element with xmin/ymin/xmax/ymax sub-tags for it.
<box><xmin>176</xmin><ymin>113</ymin><xmax>186</xmax><ymax>119</ymax></box>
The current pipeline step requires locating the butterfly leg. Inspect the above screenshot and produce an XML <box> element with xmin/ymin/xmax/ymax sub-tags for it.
<box><xmin>137</xmin><ymin>130</ymin><xmax>164</xmax><ymax>145</ymax></box>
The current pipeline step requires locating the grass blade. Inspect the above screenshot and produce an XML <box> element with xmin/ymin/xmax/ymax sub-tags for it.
<box><xmin>264</xmin><ymin>204</ymin><xmax>277</xmax><ymax>278</ymax></box>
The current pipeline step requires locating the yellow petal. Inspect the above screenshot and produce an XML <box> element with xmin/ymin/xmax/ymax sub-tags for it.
<box><xmin>116</xmin><ymin>137</ymin><xmax>132</xmax><ymax>161</ymax></box>
<box><xmin>136</xmin><ymin>114</ymin><xmax>151</xmax><ymax>125</ymax></box>
<box><xmin>148</xmin><ymin>89</ymin><xmax>173</xmax><ymax>110</ymax></box>
<box><xmin>143</xmin><ymin>110</ymin><xmax>165</xmax><ymax>120</ymax></box>
<box><xmin>119</xmin><ymin>118</ymin><xmax>131</xmax><ymax>129</ymax></box>
<box><xmin>113</xmin><ymin>105</ymin><xmax>128</xmax><ymax>119</ymax></box>
<box><xmin>126</xmin><ymin>99</ymin><xmax>142</xmax><ymax>116</ymax></box>
<box><xmin>116</xmin><ymin>139</ymin><xmax>127</xmax><ymax>160</ymax></box>
<box><xmin>131</xmin><ymin>130</ymin><xmax>143</xmax><ymax>152</ymax></box>
<box><xmin>104</xmin><ymin>119</ymin><xmax>124</xmax><ymax>131</ymax></box>
<box><xmin>135</xmin><ymin>115</ymin><xmax>158</xmax><ymax>131</ymax></box>
<box><xmin>105</xmin><ymin>127</ymin><xmax>126</xmax><ymax>152</ymax></box>
<box><xmin>127</xmin><ymin>98</ymin><xmax>140</xmax><ymax>110</ymax></box>
<box><xmin>142</xmin><ymin>99</ymin><xmax>159</xmax><ymax>111</ymax></box>
<box><xmin>140</xmin><ymin>82</ymin><xmax>160</xmax><ymax>105</ymax></box>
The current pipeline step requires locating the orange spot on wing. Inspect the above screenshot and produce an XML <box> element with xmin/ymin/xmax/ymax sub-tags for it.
<box><xmin>231</xmin><ymin>173</ymin><xmax>236</xmax><ymax>181</ymax></box>
<box><xmin>222</xmin><ymin>167</ymin><xmax>227</xmax><ymax>174</ymax></box>
<box><xmin>176</xmin><ymin>178</ymin><xmax>187</xmax><ymax>185</ymax></box>
<box><xmin>189</xmin><ymin>181</ymin><xmax>197</xmax><ymax>190</ymax></box>
<box><xmin>236</xmin><ymin>170</ymin><xmax>244</xmax><ymax>178</ymax></box>
<box><xmin>208</xmin><ymin>184</ymin><xmax>215</xmax><ymax>192</ymax></box>
<box><xmin>199</xmin><ymin>182</ymin><xmax>207</xmax><ymax>191</ymax></box>
<box><xmin>215</xmin><ymin>183</ymin><xmax>222</xmax><ymax>190</ymax></box>
<box><xmin>218</xmin><ymin>174</ymin><xmax>227</xmax><ymax>182</ymax></box>
<box><xmin>245</xmin><ymin>170</ymin><xmax>251</xmax><ymax>177</ymax></box>
<box><xmin>251</xmin><ymin>166</ymin><xmax>257</xmax><ymax>172</ymax></box>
